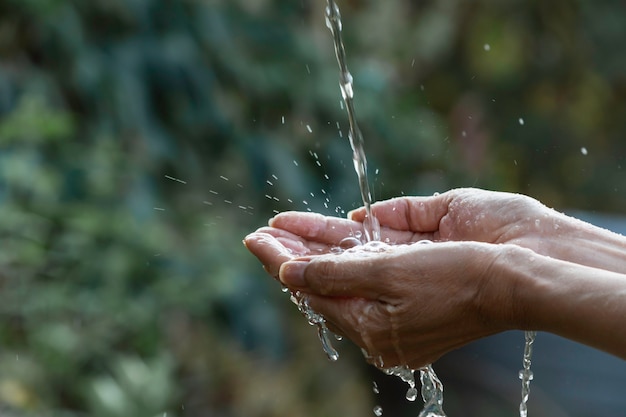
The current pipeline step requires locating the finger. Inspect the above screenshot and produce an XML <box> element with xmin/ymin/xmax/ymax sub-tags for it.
<box><xmin>348</xmin><ymin>193</ymin><xmax>453</xmax><ymax>234</ymax></box>
<box><xmin>270</xmin><ymin>211</ymin><xmax>427</xmax><ymax>245</ymax></box>
<box><xmin>269</xmin><ymin>211</ymin><xmax>365</xmax><ymax>245</ymax></box>
<box><xmin>254</xmin><ymin>226</ymin><xmax>328</xmax><ymax>255</ymax></box>
<box><xmin>279</xmin><ymin>249</ymin><xmax>397</xmax><ymax>300</ymax></box>
<box><xmin>243</xmin><ymin>232</ymin><xmax>295</xmax><ymax>278</ymax></box>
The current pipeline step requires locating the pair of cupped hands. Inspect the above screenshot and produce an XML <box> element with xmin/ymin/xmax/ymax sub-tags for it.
<box><xmin>243</xmin><ymin>188</ymin><xmax>606</xmax><ymax>368</ymax></box>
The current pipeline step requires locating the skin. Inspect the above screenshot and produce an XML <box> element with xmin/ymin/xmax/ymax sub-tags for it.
<box><xmin>243</xmin><ymin>188</ymin><xmax>626</xmax><ymax>369</ymax></box>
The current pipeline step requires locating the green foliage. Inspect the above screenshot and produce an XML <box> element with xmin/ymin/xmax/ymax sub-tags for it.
<box><xmin>0</xmin><ymin>0</ymin><xmax>625</xmax><ymax>416</ymax></box>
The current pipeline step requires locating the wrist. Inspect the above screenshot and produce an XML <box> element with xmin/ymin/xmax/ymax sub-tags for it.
<box><xmin>528</xmin><ymin>210</ymin><xmax>626</xmax><ymax>274</ymax></box>
<box><xmin>471</xmin><ymin>244</ymin><xmax>531</xmax><ymax>332</ymax></box>
<box><xmin>476</xmin><ymin>244</ymin><xmax>550</xmax><ymax>332</ymax></box>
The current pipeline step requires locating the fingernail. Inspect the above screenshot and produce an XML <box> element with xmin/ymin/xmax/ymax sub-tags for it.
<box><xmin>279</xmin><ymin>261</ymin><xmax>308</xmax><ymax>288</ymax></box>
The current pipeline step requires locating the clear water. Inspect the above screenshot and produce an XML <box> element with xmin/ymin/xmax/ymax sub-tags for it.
<box><xmin>294</xmin><ymin>2</ymin><xmax>535</xmax><ymax>417</ymax></box>
<box><xmin>519</xmin><ymin>330</ymin><xmax>537</xmax><ymax>417</ymax></box>
<box><xmin>324</xmin><ymin>0</ymin><xmax>380</xmax><ymax>242</ymax></box>
<box><xmin>324</xmin><ymin>2</ymin><xmax>445</xmax><ymax>416</ymax></box>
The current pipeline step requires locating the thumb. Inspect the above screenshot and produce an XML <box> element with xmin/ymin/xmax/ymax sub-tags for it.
<box><xmin>279</xmin><ymin>254</ymin><xmax>383</xmax><ymax>300</ymax></box>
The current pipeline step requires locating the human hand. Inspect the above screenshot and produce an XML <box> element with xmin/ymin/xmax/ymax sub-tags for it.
<box><xmin>347</xmin><ymin>188</ymin><xmax>626</xmax><ymax>273</ymax></box>
<box><xmin>244</xmin><ymin>228</ymin><xmax>517</xmax><ymax>369</ymax></box>
<box><xmin>349</xmin><ymin>188</ymin><xmax>553</xmax><ymax>249</ymax></box>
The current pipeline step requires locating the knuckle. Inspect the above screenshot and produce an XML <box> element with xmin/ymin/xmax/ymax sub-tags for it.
<box><xmin>309</xmin><ymin>257</ymin><xmax>339</xmax><ymax>295</ymax></box>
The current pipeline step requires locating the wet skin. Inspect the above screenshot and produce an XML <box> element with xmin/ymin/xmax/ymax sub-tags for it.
<box><xmin>244</xmin><ymin>188</ymin><xmax>626</xmax><ymax>368</ymax></box>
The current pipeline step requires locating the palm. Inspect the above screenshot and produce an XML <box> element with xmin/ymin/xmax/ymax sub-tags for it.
<box><xmin>350</xmin><ymin>188</ymin><xmax>549</xmax><ymax>246</ymax></box>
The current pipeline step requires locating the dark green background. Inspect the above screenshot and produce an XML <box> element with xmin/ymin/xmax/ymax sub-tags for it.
<box><xmin>0</xmin><ymin>0</ymin><xmax>625</xmax><ymax>416</ymax></box>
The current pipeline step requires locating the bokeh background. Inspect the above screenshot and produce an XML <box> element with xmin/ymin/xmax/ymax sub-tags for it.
<box><xmin>1</xmin><ymin>0</ymin><xmax>626</xmax><ymax>416</ymax></box>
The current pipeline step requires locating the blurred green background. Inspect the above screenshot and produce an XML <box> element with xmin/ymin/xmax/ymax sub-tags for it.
<box><xmin>1</xmin><ymin>0</ymin><xmax>625</xmax><ymax>416</ymax></box>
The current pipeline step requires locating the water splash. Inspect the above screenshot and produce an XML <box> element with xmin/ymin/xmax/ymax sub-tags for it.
<box><xmin>418</xmin><ymin>365</ymin><xmax>446</xmax><ymax>417</ymax></box>
<box><xmin>291</xmin><ymin>291</ymin><xmax>339</xmax><ymax>361</ymax></box>
<box><xmin>383</xmin><ymin>365</ymin><xmax>418</xmax><ymax>401</ymax></box>
<box><xmin>324</xmin><ymin>3</ymin><xmax>445</xmax><ymax>416</ymax></box>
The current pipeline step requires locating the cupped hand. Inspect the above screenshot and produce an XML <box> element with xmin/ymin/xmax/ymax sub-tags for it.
<box><xmin>245</xmin><ymin>227</ymin><xmax>517</xmax><ymax>369</ymax></box>
<box><xmin>348</xmin><ymin>188</ymin><xmax>569</xmax><ymax>257</ymax></box>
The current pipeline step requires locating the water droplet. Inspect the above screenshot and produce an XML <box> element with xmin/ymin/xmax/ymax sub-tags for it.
<box><xmin>372</xmin><ymin>381</ymin><xmax>380</xmax><ymax>394</ymax></box>
<box><xmin>164</xmin><ymin>175</ymin><xmax>187</xmax><ymax>184</ymax></box>
<box><xmin>581</xmin><ymin>147</ymin><xmax>588</xmax><ymax>155</ymax></box>
<box><xmin>306</xmin><ymin>124</ymin><xmax>313</xmax><ymax>133</ymax></box>
<box><xmin>518</xmin><ymin>118</ymin><xmax>525</xmax><ymax>126</ymax></box>
<box><xmin>374</xmin><ymin>405</ymin><xmax>383</xmax><ymax>416</ymax></box>
<box><xmin>339</xmin><ymin>237</ymin><xmax>362</xmax><ymax>248</ymax></box>
<box><xmin>518</xmin><ymin>369</ymin><xmax>534</xmax><ymax>381</ymax></box>
<box><xmin>483</xmin><ymin>43</ymin><xmax>491</xmax><ymax>51</ymax></box>
<box><xmin>406</xmin><ymin>387</ymin><xmax>418</xmax><ymax>402</ymax></box>
<box><xmin>341</xmin><ymin>76</ymin><xmax>354</xmax><ymax>100</ymax></box>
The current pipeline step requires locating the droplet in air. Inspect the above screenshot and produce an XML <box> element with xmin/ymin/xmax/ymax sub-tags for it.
<box><xmin>581</xmin><ymin>147</ymin><xmax>588</xmax><ymax>155</ymax></box>
<box><xmin>484</xmin><ymin>43</ymin><xmax>491</xmax><ymax>51</ymax></box>
<box><xmin>518</xmin><ymin>118</ymin><xmax>525</xmax><ymax>126</ymax></box>
<box><xmin>164</xmin><ymin>175</ymin><xmax>187</xmax><ymax>184</ymax></box>
<box><xmin>306</xmin><ymin>125</ymin><xmax>313</xmax><ymax>133</ymax></box>
<box><xmin>372</xmin><ymin>381</ymin><xmax>380</xmax><ymax>394</ymax></box>
<box><xmin>374</xmin><ymin>405</ymin><xmax>384</xmax><ymax>416</ymax></box>
<box><xmin>519</xmin><ymin>369</ymin><xmax>534</xmax><ymax>381</ymax></box>
<box><xmin>406</xmin><ymin>386</ymin><xmax>418</xmax><ymax>402</ymax></box>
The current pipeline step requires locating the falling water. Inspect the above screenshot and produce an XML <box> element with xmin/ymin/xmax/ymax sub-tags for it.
<box><xmin>290</xmin><ymin>3</ymin><xmax>536</xmax><ymax>417</ymax></box>
<box><xmin>325</xmin><ymin>2</ymin><xmax>445</xmax><ymax>416</ymax></box>
<box><xmin>324</xmin><ymin>0</ymin><xmax>380</xmax><ymax>242</ymax></box>
<box><xmin>519</xmin><ymin>331</ymin><xmax>537</xmax><ymax>417</ymax></box>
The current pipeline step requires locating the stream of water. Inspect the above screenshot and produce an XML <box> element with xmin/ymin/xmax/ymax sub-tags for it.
<box><xmin>324</xmin><ymin>0</ymin><xmax>380</xmax><ymax>243</ymax></box>
<box><xmin>295</xmin><ymin>2</ymin><xmax>537</xmax><ymax>416</ymax></box>
<box><xmin>324</xmin><ymin>1</ymin><xmax>446</xmax><ymax>416</ymax></box>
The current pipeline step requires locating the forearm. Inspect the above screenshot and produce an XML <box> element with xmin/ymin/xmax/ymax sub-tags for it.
<box><xmin>497</xmin><ymin>245</ymin><xmax>626</xmax><ymax>360</ymax></box>
<box><xmin>528</xmin><ymin>209</ymin><xmax>626</xmax><ymax>274</ymax></box>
